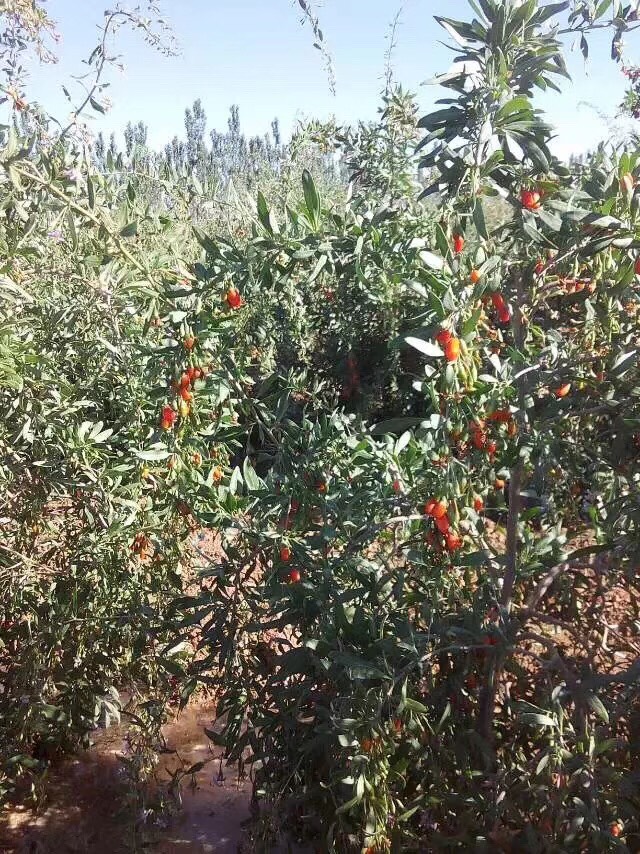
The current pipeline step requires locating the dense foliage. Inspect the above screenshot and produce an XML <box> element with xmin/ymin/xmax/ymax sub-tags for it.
<box><xmin>1</xmin><ymin>1</ymin><xmax>640</xmax><ymax>852</ymax></box>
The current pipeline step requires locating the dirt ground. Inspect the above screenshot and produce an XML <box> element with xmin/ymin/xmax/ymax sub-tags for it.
<box><xmin>0</xmin><ymin>698</ymin><xmax>254</xmax><ymax>854</ymax></box>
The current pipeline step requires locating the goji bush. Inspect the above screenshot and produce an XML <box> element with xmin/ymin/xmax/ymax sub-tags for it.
<box><xmin>177</xmin><ymin>2</ymin><xmax>640</xmax><ymax>851</ymax></box>
<box><xmin>1</xmin><ymin>1</ymin><xmax>640</xmax><ymax>852</ymax></box>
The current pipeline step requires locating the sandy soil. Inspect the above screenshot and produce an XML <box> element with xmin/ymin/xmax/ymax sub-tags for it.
<box><xmin>0</xmin><ymin>699</ymin><xmax>253</xmax><ymax>854</ymax></box>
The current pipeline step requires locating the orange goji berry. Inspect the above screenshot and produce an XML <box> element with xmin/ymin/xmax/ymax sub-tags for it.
<box><xmin>554</xmin><ymin>383</ymin><xmax>571</xmax><ymax>398</ymax></box>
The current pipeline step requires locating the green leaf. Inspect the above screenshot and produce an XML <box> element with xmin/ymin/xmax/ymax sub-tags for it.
<box><xmin>134</xmin><ymin>447</ymin><xmax>171</xmax><ymax>461</ymax></box>
<box><xmin>66</xmin><ymin>209</ymin><xmax>78</xmax><ymax>251</ymax></box>
<box><xmin>523</xmin><ymin>137</ymin><xmax>550</xmax><ymax>172</ymax></box>
<box><xmin>229</xmin><ymin>466</ymin><xmax>242</xmax><ymax>495</ymax></box>
<box><xmin>536</xmin><ymin>1</ymin><xmax>569</xmax><ymax>24</ymax></box>
<box><xmin>521</xmin><ymin>712</ymin><xmax>555</xmax><ymax>728</ymax></box>
<box><xmin>536</xmin><ymin>753</ymin><xmax>550</xmax><ymax>775</ymax></box>
<box><xmin>496</xmin><ymin>96</ymin><xmax>532</xmax><ymax>121</ymax></box>
<box><xmin>586</xmin><ymin>693</ymin><xmax>609</xmax><ymax>723</ymax></box>
<box><xmin>537</xmin><ymin>209</ymin><xmax>563</xmax><ymax>231</ymax></box>
<box><xmin>435</xmin><ymin>16</ymin><xmax>476</xmax><ymax>46</ymax></box>
<box><xmin>611</xmin><ymin>349</ymin><xmax>638</xmax><ymax>375</ymax></box>
<box><xmin>87</xmin><ymin>176</ymin><xmax>95</xmax><ymax>209</ymax></box>
<box><xmin>308</xmin><ymin>254</ymin><xmax>327</xmax><ymax>283</ymax></box>
<box><xmin>419</xmin><ymin>250</ymin><xmax>445</xmax><ymax>270</ymax></box>
<box><xmin>91</xmin><ymin>427</ymin><xmax>113</xmax><ymax>444</ymax></box>
<box><xmin>462</xmin><ymin>308</ymin><xmax>482</xmax><ymax>336</ymax></box>
<box><xmin>256</xmin><ymin>191</ymin><xmax>273</xmax><ymax>235</ymax></box>
<box><xmin>404</xmin><ymin>336</ymin><xmax>443</xmax><ymax>358</ymax></box>
<box><xmin>394</xmin><ymin>431</ymin><xmax>412</xmax><ymax>456</ymax></box>
<box><xmin>192</xmin><ymin>227</ymin><xmax>217</xmax><ymax>256</ymax></box>
<box><xmin>418</xmin><ymin>107</ymin><xmax>464</xmax><ymax>130</ymax></box>
<box><xmin>242</xmin><ymin>457</ymin><xmax>262</xmax><ymax>492</ymax></box>
<box><xmin>594</xmin><ymin>738</ymin><xmax>618</xmax><ymax>756</ymax></box>
<box><xmin>332</xmin><ymin>652</ymin><xmax>388</xmax><ymax>680</ymax></box>
<box><xmin>580</xmin><ymin>34</ymin><xmax>589</xmax><ymax>60</ymax></box>
<box><xmin>302</xmin><ymin>169</ymin><xmax>320</xmax><ymax>227</ymax></box>
<box><xmin>402</xmin><ymin>697</ymin><xmax>428</xmax><ymax>714</ymax></box>
<box><xmin>335</xmin><ymin>795</ymin><xmax>362</xmax><ymax>815</ymax></box>
<box><xmin>477</xmin><ymin>256</ymin><xmax>501</xmax><ymax>277</ymax></box>
<box><xmin>120</xmin><ymin>221</ymin><xmax>138</xmax><ymax>238</ymax></box>
<box><xmin>435</xmin><ymin>701</ymin><xmax>451</xmax><ymax>733</ymax></box>
<box><xmin>473</xmin><ymin>201</ymin><xmax>488</xmax><ymax>240</ymax></box>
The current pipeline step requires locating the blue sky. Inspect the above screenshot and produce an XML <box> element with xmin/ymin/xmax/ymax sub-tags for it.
<box><xmin>25</xmin><ymin>0</ymin><xmax>637</xmax><ymax>158</ymax></box>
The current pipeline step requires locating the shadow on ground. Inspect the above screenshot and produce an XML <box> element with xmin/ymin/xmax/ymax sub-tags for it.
<box><xmin>0</xmin><ymin>700</ymin><xmax>253</xmax><ymax>854</ymax></box>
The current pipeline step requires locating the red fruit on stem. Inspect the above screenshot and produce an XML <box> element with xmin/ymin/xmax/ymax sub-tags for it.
<box><xmin>445</xmin><ymin>531</ymin><xmax>462</xmax><ymax>551</ymax></box>
<box><xmin>453</xmin><ymin>234</ymin><xmax>464</xmax><ymax>254</ymax></box>
<box><xmin>444</xmin><ymin>338</ymin><xmax>461</xmax><ymax>362</ymax></box>
<box><xmin>160</xmin><ymin>405</ymin><xmax>177</xmax><ymax>429</ymax></box>
<box><xmin>521</xmin><ymin>188</ymin><xmax>541</xmax><ymax>210</ymax></box>
<box><xmin>431</xmin><ymin>499</ymin><xmax>448</xmax><ymax>519</ymax></box>
<box><xmin>473</xmin><ymin>496</ymin><xmax>484</xmax><ymax>512</ymax></box>
<box><xmin>470</xmin><ymin>269</ymin><xmax>481</xmax><ymax>284</ymax></box>
<box><xmin>424</xmin><ymin>499</ymin><xmax>436</xmax><ymax>516</ymax></box>
<box><xmin>436</xmin><ymin>328</ymin><xmax>453</xmax><ymax>346</ymax></box>
<box><xmin>280</xmin><ymin>546</ymin><xmax>292</xmax><ymax>562</ymax></box>
<box><xmin>226</xmin><ymin>287</ymin><xmax>243</xmax><ymax>309</ymax></box>
<box><xmin>554</xmin><ymin>383</ymin><xmax>571</xmax><ymax>398</ymax></box>
<box><xmin>288</xmin><ymin>569</ymin><xmax>301</xmax><ymax>584</ymax></box>
<box><xmin>472</xmin><ymin>431</ymin><xmax>487</xmax><ymax>450</ymax></box>
<box><xmin>435</xmin><ymin>514</ymin><xmax>450</xmax><ymax>533</ymax></box>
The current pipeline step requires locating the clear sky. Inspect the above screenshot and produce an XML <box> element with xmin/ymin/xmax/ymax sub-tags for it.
<box><xmin>25</xmin><ymin>0</ymin><xmax>637</xmax><ymax>158</ymax></box>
